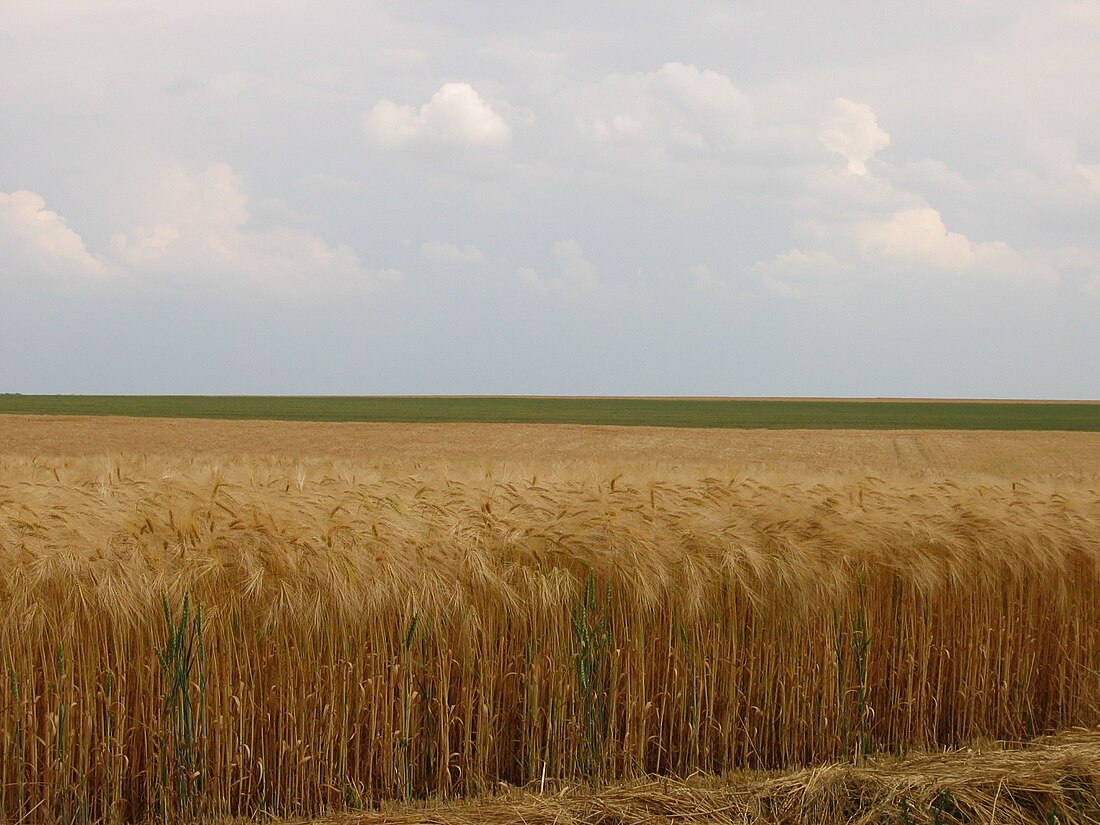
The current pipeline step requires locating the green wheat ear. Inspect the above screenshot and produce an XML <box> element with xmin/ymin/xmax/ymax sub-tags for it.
<box><xmin>157</xmin><ymin>594</ymin><xmax>205</xmax><ymax>822</ymax></box>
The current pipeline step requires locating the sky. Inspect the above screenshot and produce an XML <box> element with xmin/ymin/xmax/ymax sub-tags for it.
<box><xmin>1</xmin><ymin>1</ymin><xmax>1098</xmax><ymax>398</ymax></box>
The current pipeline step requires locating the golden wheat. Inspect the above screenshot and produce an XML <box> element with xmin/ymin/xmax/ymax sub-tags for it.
<box><xmin>2</xmin><ymin>451</ymin><xmax>1100</xmax><ymax>822</ymax></box>
<box><xmin>5</xmin><ymin>413</ymin><xmax>1100</xmax><ymax>477</ymax></box>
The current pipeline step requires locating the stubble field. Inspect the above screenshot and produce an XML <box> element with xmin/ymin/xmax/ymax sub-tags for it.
<box><xmin>3</xmin><ymin>413</ymin><xmax>1100</xmax><ymax>824</ymax></box>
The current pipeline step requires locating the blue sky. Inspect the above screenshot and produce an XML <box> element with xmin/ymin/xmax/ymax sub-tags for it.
<box><xmin>1</xmin><ymin>1</ymin><xmax>1098</xmax><ymax>397</ymax></box>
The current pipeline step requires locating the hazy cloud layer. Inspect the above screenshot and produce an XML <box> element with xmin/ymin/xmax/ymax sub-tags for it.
<box><xmin>581</xmin><ymin>62</ymin><xmax>752</xmax><ymax>152</ymax></box>
<box><xmin>421</xmin><ymin>240</ymin><xmax>487</xmax><ymax>266</ymax></box>
<box><xmin>109</xmin><ymin>163</ymin><xmax>401</xmax><ymax>295</ymax></box>
<box><xmin>2</xmin><ymin>2</ymin><xmax>1098</xmax><ymax>396</ymax></box>
<box><xmin>0</xmin><ymin>164</ymin><xmax>399</xmax><ymax>298</ymax></box>
<box><xmin>518</xmin><ymin>240</ymin><xmax>599</xmax><ymax>297</ymax></box>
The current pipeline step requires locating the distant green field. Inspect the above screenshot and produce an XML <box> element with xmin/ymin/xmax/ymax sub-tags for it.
<box><xmin>1</xmin><ymin>395</ymin><xmax>1099</xmax><ymax>430</ymax></box>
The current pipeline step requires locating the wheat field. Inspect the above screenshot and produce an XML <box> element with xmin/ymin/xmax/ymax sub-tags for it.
<box><xmin>3</xmin><ymin>416</ymin><xmax>1100</xmax><ymax>822</ymax></box>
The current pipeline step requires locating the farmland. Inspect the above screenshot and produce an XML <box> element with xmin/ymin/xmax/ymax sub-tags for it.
<box><xmin>2</xmin><ymin>393</ymin><xmax>1100</xmax><ymax>430</ymax></box>
<box><xmin>3</xmin><ymin>414</ymin><xmax>1100</xmax><ymax>823</ymax></box>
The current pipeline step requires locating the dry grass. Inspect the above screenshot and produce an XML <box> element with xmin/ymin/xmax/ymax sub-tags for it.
<box><xmin>2</xmin><ymin>440</ymin><xmax>1100</xmax><ymax>822</ymax></box>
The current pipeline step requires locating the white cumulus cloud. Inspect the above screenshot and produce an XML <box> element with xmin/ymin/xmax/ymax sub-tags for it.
<box><xmin>856</xmin><ymin>207</ymin><xmax>1047</xmax><ymax>280</ymax></box>
<box><xmin>0</xmin><ymin>189</ymin><xmax>107</xmax><ymax>280</ymax></box>
<box><xmin>518</xmin><ymin>239</ymin><xmax>598</xmax><ymax>296</ymax></box>
<box><xmin>820</xmin><ymin>98</ymin><xmax>890</xmax><ymax>176</ymax></box>
<box><xmin>111</xmin><ymin>163</ymin><xmax>401</xmax><ymax>294</ymax></box>
<box><xmin>364</xmin><ymin>82</ymin><xmax>511</xmax><ymax>148</ymax></box>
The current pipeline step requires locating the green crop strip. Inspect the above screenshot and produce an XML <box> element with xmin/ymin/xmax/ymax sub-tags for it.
<box><xmin>2</xmin><ymin>395</ymin><xmax>1100</xmax><ymax>430</ymax></box>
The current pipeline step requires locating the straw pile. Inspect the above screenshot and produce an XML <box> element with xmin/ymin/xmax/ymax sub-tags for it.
<box><xmin>319</xmin><ymin>731</ymin><xmax>1100</xmax><ymax>825</ymax></box>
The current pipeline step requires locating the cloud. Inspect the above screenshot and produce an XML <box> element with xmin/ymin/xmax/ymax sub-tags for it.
<box><xmin>161</xmin><ymin>76</ymin><xmax>204</xmax><ymax>96</ymax></box>
<box><xmin>1076</xmin><ymin>162</ymin><xmax>1100</xmax><ymax>192</ymax></box>
<box><xmin>581</xmin><ymin>62</ymin><xmax>751</xmax><ymax>152</ymax></box>
<box><xmin>689</xmin><ymin>263</ymin><xmax>717</xmax><ymax>290</ymax></box>
<box><xmin>374</xmin><ymin>47</ymin><xmax>427</xmax><ymax>69</ymax></box>
<box><xmin>887</xmin><ymin>159</ymin><xmax>972</xmax><ymax>196</ymax></box>
<box><xmin>110</xmin><ymin>163</ymin><xmax>400</xmax><ymax>294</ymax></box>
<box><xmin>420</xmin><ymin>239</ymin><xmax>487</xmax><ymax>266</ymax></box>
<box><xmin>856</xmin><ymin>207</ymin><xmax>1048</xmax><ymax>280</ymax></box>
<box><xmin>518</xmin><ymin>239</ymin><xmax>598</xmax><ymax>296</ymax></box>
<box><xmin>0</xmin><ymin>189</ymin><xmax>107</xmax><ymax>280</ymax></box>
<box><xmin>751</xmin><ymin>248</ymin><xmax>848</xmax><ymax>298</ymax></box>
<box><xmin>298</xmin><ymin>173</ymin><xmax>361</xmax><ymax>195</ymax></box>
<box><xmin>820</xmin><ymin>98</ymin><xmax>890</xmax><ymax>176</ymax></box>
<box><xmin>655</xmin><ymin>62</ymin><xmax>747</xmax><ymax>115</ymax></box>
<box><xmin>364</xmin><ymin>82</ymin><xmax>511</xmax><ymax>148</ymax></box>
<box><xmin>1037</xmin><ymin>247</ymin><xmax>1100</xmax><ymax>294</ymax></box>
